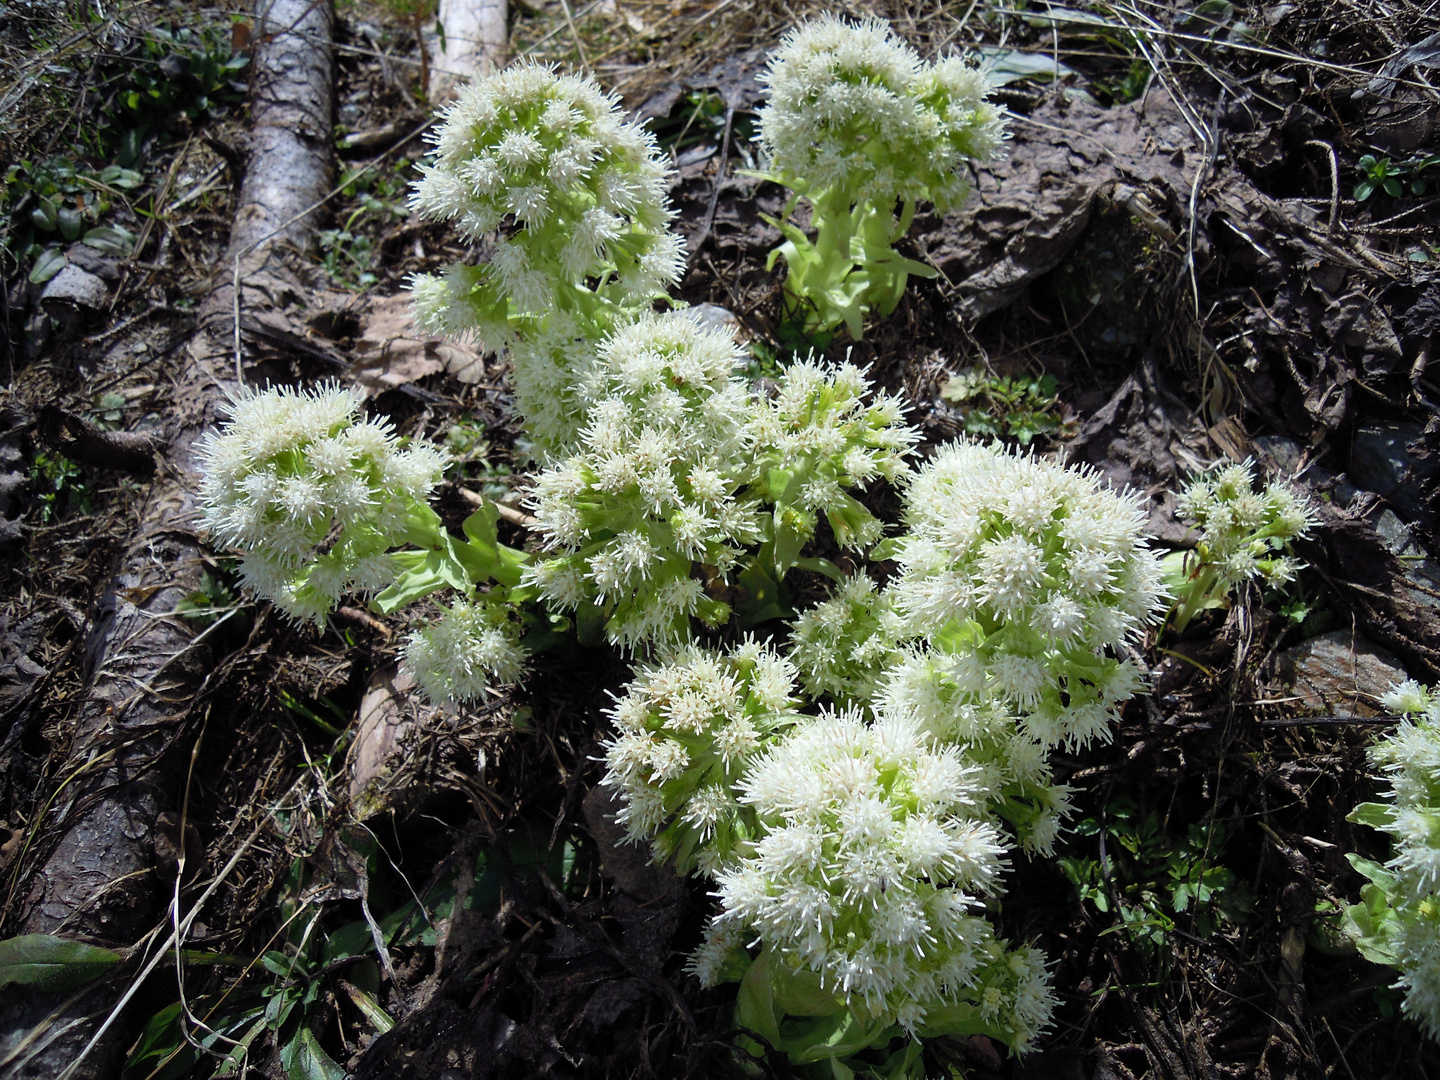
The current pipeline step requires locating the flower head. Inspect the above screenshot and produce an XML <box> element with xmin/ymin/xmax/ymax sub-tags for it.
<box><xmin>524</xmin><ymin>312</ymin><xmax>763</xmax><ymax>649</ymax></box>
<box><xmin>1175</xmin><ymin>460</ymin><xmax>1316</xmax><ymax>591</ymax></box>
<box><xmin>197</xmin><ymin>384</ymin><xmax>444</xmax><ymax>626</ymax></box>
<box><xmin>889</xmin><ymin>441</ymin><xmax>1166</xmax><ymax>750</ymax></box>
<box><xmin>713</xmin><ymin>709</ymin><xmax>1008</xmax><ymax>1029</ymax></box>
<box><xmin>600</xmin><ymin>640</ymin><xmax>803</xmax><ymax>875</ymax></box>
<box><xmin>758</xmin><ymin>16</ymin><xmax>1004</xmax><ymax>211</ymax></box>
<box><xmin>410</xmin><ymin>64</ymin><xmax>682</xmax><ymax>351</ymax></box>
<box><xmin>747</xmin><ymin>360</ymin><xmax>918</xmax><ymax>552</ymax></box>
<box><xmin>404</xmin><ymin>595</ymin><xmax>528</xmax><ymax>704</ymax></box>
<box><xmin>787</xmin><ymin>573</ymin><xmax>904</xmax><ymax>706</ymax></box>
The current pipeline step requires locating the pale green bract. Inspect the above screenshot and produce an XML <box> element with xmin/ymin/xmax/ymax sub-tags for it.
<box><xmin>196</xmin><ymin>383</ymin><xmax>445</xmax><ymax>627</ymax></box>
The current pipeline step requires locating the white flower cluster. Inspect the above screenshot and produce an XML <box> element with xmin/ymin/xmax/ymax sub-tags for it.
<box><xmin>890</xmin><ymin>441</ymin><xmax>1166</xmax><ymax>751</ymax></box>
<box><xmin>1175</xmin><ymin>460</ymin><xmax>1314</xmax><ymax>591</ymax></box>
<box><xmin>709</xmin><ymin>710</ymin><xmax>1009</xmax><ymax>1031</ymax></box>
<box><xmin>748</xmin><ymin>361</ymin><xmax>918</xmax><ymax>551</ymax></box>
<box><xmin>196</xmin><ymin>384</ymin><xmax>445</xmax><ymax>626</ymax></box>
<box><xmin>409</xmin><ymin>63</ymin><xmax>683</xmax><ymax>351</ymax></box>
<box><xmin>601</xmin><ymin>640</ymin><xmax>802</xmax><ymax>876</ymax></box>
<box><xmin>758</xmin><ymin>15</ymin><xmax>1006</xmax><ymax>212</ymax></box>
<box><xmin>1352</xmin><ymin>681</ymin><xmax>1440</xmax><ymax>1039</ymax></box>
<box><xmin>877</xmin><ymin>649</ymin><xmax>1074</xmax><ymax>856</ymax></box>
<box><xmin>787</xmin><ymin>573</ymin><xmax>902</xmax><ymax>706</ymax></box>
<box><xmin>524</xmin><ymin>313</ymin><xmax>761</xmax><ymax>650</ymax></box>
<box><xmin>404</xmin><ymin>596</ymin><xmax>528</xmax><ymax>705</ymax></box>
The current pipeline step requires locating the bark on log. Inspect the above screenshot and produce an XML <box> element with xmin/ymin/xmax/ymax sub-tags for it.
<box><xmin>0</xmin><ymin>0</ymin><xmax>335</xmax><ymax>1075</ymax></box>
<box><xmin>428</xmin><ymin>0</ymin><xmax>508</xmax><ymax>100</ymax></box>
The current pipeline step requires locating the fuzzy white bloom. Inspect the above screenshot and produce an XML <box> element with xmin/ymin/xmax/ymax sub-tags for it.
<box><xmin>409</xmin><ymin>63</ymin><xmax>681</xmax><ymax>353</ymax></box>
<box><xmin>1174</xmin><ymin>459</ymin><xmax>1316</xmax><ymax>592</ymax></box>
<box><xmin>787</xmin><ymin>573</ymin><xmax>905</xmax><ymax>706</ymax></box>
<box><xmin>748</xmin><ymin>360</ymin><xmax>918</xmax><ymax>551</ymax></box>
<box><xmin>713</xmin><ymin>709</ymin><xmax>1011</xmax><ymax>1030</ymax></box>
<box><xmin>875</xmin><ymin>648</ymin><xmax>1075</xmax><ymax>855</ymax></box>
<box><xmin>1348</xmin><ymin>681</ymin><xmax>1440</xmax><ymax>1040</ymax></box>
<box><xmin>758</xmin><ymin>16</ymin><xmax>1005</xmax><ymax>211</ymax></box>
<box><xmin>404</xmin><ymin>596</ymin><xmax>528</xmax><ymax>704</ymax></box>
<box><xmin>196</xmin><ymin>384</ymin><xmax>445</xmax><ymax>626</ymax></box>
<box><xmin>524</xmin><ymin>312</ymin><xmax>765</xmax><ymax>650</ymax></box>
<box><xmin>599</xmin><ymin>640</ymin><xmax>803</xmax><ymax>875</ymax></box>
<box><xmin>889</xmin><ymin>441</ymin><xmax>1166</xmax><ymax>750</ymax></box>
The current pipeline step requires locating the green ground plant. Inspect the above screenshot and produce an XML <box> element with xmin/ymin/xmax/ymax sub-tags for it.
<box><xmin>939</xmin><ymin>367</ymin><xmax>1075</xmax><ymax>445</ymax></box>
<box><xmin>1059</xmin><ymin>799</ymin><xmax>1251</xmax><ymax>955</ymax></box>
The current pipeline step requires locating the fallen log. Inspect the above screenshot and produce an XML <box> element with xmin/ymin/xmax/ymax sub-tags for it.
<box><xmin>0</xmin><ymin>0</ymin><xmax>335</xmax><ymax>1075</ymax></box>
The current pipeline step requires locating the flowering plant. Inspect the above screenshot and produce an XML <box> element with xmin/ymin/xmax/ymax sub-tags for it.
<box><xmin>197</xmin><ymin>384</ymin><xmax>532</xmax><ymax>702</ymax></box>
<box><xmin>1164</xmin><ymin>460</ymin><xmax>1314</xmax><ymax>632</ymax></box>
<box><xmin>886</xmin><ymin>441</ymin><xmax>1167</xmax><ymax>752</ymax></box>
<box><xmin>600</xmin><ymin>639</ymin><xmax>803</xmax><ymax>876</ymax></box>
<box><xmin>694</xmin><ymin>710</ymin><xmax>1057</xmax><ymax>1066</ymax></box>
<box><xmin>747</xmin><ymin>360</ymin><xmax>918</xmax><ymax>569</ymax></box>
<box><xmin>756</xmin><ymin>16</ymin><xmax>1005</xmax><ymax>342</ymax></box>
<box><xmin>523</xmin><ymin>312</ymin><xmax>760</xmax><ymax>650</ymax></box>
<box><xmin>1345</xmin><ymin>680</ymin><xmax>1440</xmax><ymax>1041</ymax></box>
<box><xmin>197</xmin><ymin>384</ymin><xmax>448</xmax><ymax>627</ymax></box>
<box><xmin>408</xmin><ymin>63</ymin><xmax>685</xmax><ymax>457</ymax></box>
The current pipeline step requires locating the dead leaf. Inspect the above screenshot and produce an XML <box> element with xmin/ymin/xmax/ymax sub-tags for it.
<box><xmin>352</xmin><ymin>293</ymin><xmax>490</xmax><ymax>393</ymax></box>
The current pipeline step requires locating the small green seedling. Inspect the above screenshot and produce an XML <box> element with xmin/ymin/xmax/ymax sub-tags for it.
<box><xmin>939</xmin><ymin>367</ymin><xmax>1074</xmax><ymax>445</ymax></box>
<box><xmin>1356</xmin><ymin>154</ymin><xmax>1440</xmax><ymax>201</ymax></box>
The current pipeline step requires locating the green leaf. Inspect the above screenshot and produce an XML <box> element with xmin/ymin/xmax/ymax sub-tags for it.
<box><xmin>83</xmin><ymin>225</ymin><xmax>137</xmax><ymax>256</ymax></box>
<box><xmin>1355</xmin><ymin>180</ymin><xmax>1375</xmax><ymax>201</ymax></box>
<box><xmin>1347</xmin><ymin>802</ymin><xmax>1397</xmax><ymax>830</ymax></box>
<box><xmin>282</xmin><ymin>1027</ymin><xmax>346</xmax><ymax>1080</ymax></box>
<box><xmin>57</xmin><ymin>206</ymin><xmax>83</xmax><ymax>241</ymax></box>
<box><xmin>1383</xmin><ymin>176</ymin><xmax>1403</xmax><ymax>198</ymax></box>
<box><xmin>735</xmin><ymin>949</ymin><xmax>783</xmax><ymax>1049</ymax></box>
<box><xmin>973</xmin><ymin>45</ymin><xmax>1084</xmax><ymax>85</ymax></box>
<box><xmin>100</xmin><ymin>165</ymin><xmax>145</xmax><ymax>190</ymax></box>
<box><xmin>29</xmin><ymin>248</ymin><xmax>67</xmax><ymax>284</ymax></box>
<box><xmin>0</xmin><ymin>934</ymin><xmax>123</xmax><ymax>990</ymax></box>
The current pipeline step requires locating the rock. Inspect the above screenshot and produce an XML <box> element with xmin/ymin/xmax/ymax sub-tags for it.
<box><xmin>1374</xmin><ymin>509</ymin><xmax>1440</xmax><ymax>611</ymax></box>
<box><xmin>38</xmin><ymin>264</ymin><xmax>110</xmax><ymax>332</ymax></box>
<box><xmin>1273</xmin><ymin>630</ymin><xmax>1408</xmax><ymax>716</ymax></box>
<box><xmin>1350</xmin><ymin>421</ymin><xmax>1438</xmax><ymax>524</ymax></box>
<box><xmin>65</xmin><ymin>243</ymin><xmax>122</xmax><ymax>283</ymax></box>
<box><xmin>679</xmin><ymin>302</ymin><xmax>747</xmax><ymax>342</ymax></box>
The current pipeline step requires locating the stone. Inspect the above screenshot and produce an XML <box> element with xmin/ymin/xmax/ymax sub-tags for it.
<box><xmin>1350</xmin><ymin>421</ymin><xmax>1438</xmax><ymax>524</ymax></box>
<box><xmin>1273</xmin><ymin>630</ymin><xmax>1408</xmax><ymax>716</ymax></box>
